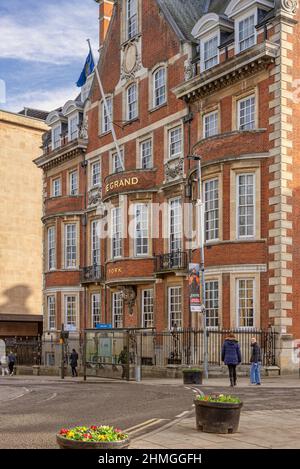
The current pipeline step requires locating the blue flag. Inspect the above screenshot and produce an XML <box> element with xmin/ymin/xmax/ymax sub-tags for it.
<box><xmin>76</xmin><ymin>51</ymin><xmax>95</xmax><ymax>87</ymax></box>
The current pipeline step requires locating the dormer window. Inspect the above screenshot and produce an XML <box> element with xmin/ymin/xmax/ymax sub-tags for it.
<box><xmin>127</xmin><ymin>0</ymin><xmax>137</xmax><ymax>40</ymax></box>
<box><xmin>52</xmin><ymin>125</ymin><xmax>61</xmax><ymax>150</ymax></box>
<box><xmin>69</xmin><ymin>114</ymin><xmax>79</xmax><ymax>141</ymax></box>
<box><xmin>203</xmin><ymin>35</ymin><xmax>219</xmax><ymax>71</ymax></box>
<box><xmin>238</xmin><ymin>13</ymin><xmax>256</xmax><ymax>52</ymax></box>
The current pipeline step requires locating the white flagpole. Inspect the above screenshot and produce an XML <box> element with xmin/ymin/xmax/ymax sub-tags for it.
<box><xmin>87</xmin><ymin>39</ymin><xmax>124</xmax><ymax>171</ymax></box>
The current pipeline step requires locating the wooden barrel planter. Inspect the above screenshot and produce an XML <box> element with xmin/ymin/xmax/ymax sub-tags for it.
<box><xmin>56</xmin><ymin>434</ymin><xmax>130</xmax><ymax>449</ymax></box>
<box><xmin>194</xmin><ymin>399</ymin><xmax>243</xmax><ymax>434</ymax></box>
<box><xmin>182</xmin><ymin>369</ymin><xmax>203</xmax><ymax>385</ymax></box>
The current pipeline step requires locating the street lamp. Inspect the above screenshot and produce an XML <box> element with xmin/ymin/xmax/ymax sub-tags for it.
<box><xmin>187</xmin><ymin>155</ymin><xmax>208</xmax><ymax>380</ymax></box>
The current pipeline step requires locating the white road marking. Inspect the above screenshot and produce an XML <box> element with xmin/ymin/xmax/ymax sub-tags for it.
<box><xmin>7</xmin><ymin>387</ymin><xmax>30</xmax><ymax>401</ymax></box>
<box><xmin>175</xmin><ymin>410</ymin><xmax>190</xmax><ymax>418</ymax></box>
<box><xmin>43</xmin><ymin>392</ymin><xmax>57</xmax><ymax>402</ymax></box>
<box><xmin>124</xmin><ymin>419</ymin><xmax>166</xmax><ymax>436</ymax></box>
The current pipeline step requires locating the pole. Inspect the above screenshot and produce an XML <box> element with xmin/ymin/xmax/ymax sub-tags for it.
<box><xmin>60</xmin><ymin>323</ymin><xmax>65</xmax><ymax>380</ymax></box>
<box><xmin>87</xmin><ymin>39</ymin><xmax>124</xmax><ymax>172</ymax></box>
<box><xmin>197</xmin><ymin>159</ymin><xmax>208</xmax><ymax>380</ymax></box>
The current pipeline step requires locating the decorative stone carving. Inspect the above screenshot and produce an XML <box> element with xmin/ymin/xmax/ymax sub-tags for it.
<box><xmin>79</xmin><ymin>116</ymin><xmax>88</xmax><ymax>140</ymax></box>
<box><xmin>281</xmin><ymin>0</ymin><xmax>298</xmax><ymax>14</ymax></box>
<box><xmin>121</xmin><ymin>41</ymin><xmax>142</xmax><ymax>81</ymax></box>
<box><xmin>165</xmin><ymin>158</ymin><xmax>184</xmax><ymax>181</ymax></box>
<box><xmin>88</xmin><ymin>186</ymin><xmax>102</xmax><ymax>206</ymax></box>
<box><xmin>119</xmin><ymin>286</ymin><xmax>136</xmax><ymax>315</ymax></box>
<box><xmin>184</xmin><ymin>59</ymin><xmax>194</xmax><ymax>81</ymax></box>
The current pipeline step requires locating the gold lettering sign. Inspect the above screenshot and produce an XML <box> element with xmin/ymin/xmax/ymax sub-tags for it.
<box><xmin>106</xmin><ymin>177</ymin><xmax>139</xmax><ymax>193</ymax></box>
<box><xmin>108</xmin><ymin>268</ymin><xmax>122</xmax><ymax>276</ymax></box>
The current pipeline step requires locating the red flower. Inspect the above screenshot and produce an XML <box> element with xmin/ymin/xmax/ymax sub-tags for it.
<box><xmin>115</xmin><ymin>428</ymin><xmax>122</xmax><ymax>433</ymax></box>
<box><xmin>60</xmin><ymin>429</ymin><xmax>69</xmax><ymax>435</ymax></box>
<box><xmin>90</xmin><ymin>426</ymin><xmax>98</xmax><ymax>431</ymax></box>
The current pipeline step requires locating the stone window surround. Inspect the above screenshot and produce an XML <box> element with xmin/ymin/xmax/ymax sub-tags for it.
<box><xmin>205</xmin><ymin>274</ymin><xmax>223</xmax><ymax>329</ymax></box>
<box><xmin>232</xmin><ymin>87</ymin><xmax>259</xmax><ymax>131</ymax></box>
<box><xmin>129</xmin><ymin>198</ymin><xmax>153</xmax><ymax>258</ymax></box>
<box><xmin>67</xmin><ymin>166</ymin><xmax>79</xmax><ymax>196</ymax></box>
<box><xmin>164</xmin><ymin>120</ymin><xmax>184</xmax><ymax>163</ymax></box>
<box><xmin>229</xmin><ymin>272</ymin><xmax>261</xmax><ymax>329</ymax></box>
<box><xmin>47</xmin><ymin>224</ymin><xmax>56</xmax><ymax>272</ymax></box>
<box><xmin>99</xmin><ymin>94</ymin><xmax>113</xmax><ymax>136</ymax></box>
<box><xmin>89</xmin><ymin>157</ymin><xmax>101</xmax><ymax>190</ymax></box>
<box><xmin>46</xmin><ymin>293</ymin><xmax>57</xmax><ymax>332</ymax></box>
<box><xmin>201</xmin><ymin>30</ymin><xmax>220</xmax><ymax>73</ymax></box>
<box><xmin>120</xmin><ymin>0</ymin><xmax>142</xmax><ymax>45</ymax></box>
<box><xmin>202</xmin><ymin>167</ymin><xmax>223</xmax><ymax>243</ymax></box>
<box><xmin>51</xmin><ymin>175</ymin><xmax>62</xmax><ymax>198</ymax></box>
<box><xmin>61</xmin><ymin>218</ymin><xmax>80</xmax><ymax>270</ymax></box>
<box><xmin>63</xmin><ymin>292</ymin><xmax>80</xmax><ymax>332</ymax></box>
<box><xmin>136</xmin><ymin>132</ymin><xmax>154</xmax><ymax>169</ymax></box>
<box><xmin>149</xmin><ymin>62</ymin><xmax>168</xmax><ymax>112</ymax></box>
<box><xmin>230</xmin><ymin>160</ymin><xmax>261</xmax><ymax>241</ymax></box>
<box><xmin>126</xmin><ymin>81</ymin><xmax>139</xmax><ymax>121</ymax></box>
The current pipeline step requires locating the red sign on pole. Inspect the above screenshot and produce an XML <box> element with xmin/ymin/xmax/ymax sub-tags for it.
<box><xmin>189</xmin><ymin>263</ymin><xmax>202</xmax><ymax>312</ymax></box>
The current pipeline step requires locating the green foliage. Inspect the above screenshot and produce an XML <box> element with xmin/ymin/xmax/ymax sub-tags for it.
<box><xmin>196</xmin><ymin>394</ymin><xmax>241</xmax><ymax>404</ymax></box>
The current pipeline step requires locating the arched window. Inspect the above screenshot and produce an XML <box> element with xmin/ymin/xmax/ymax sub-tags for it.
<box><xmin>153</xmin><ymin>67</ymin><xmax>166</xmax><ymax>108</ymax></box>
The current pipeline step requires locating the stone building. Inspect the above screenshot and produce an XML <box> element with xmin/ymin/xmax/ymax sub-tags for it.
<box><xmin>0</xmin><ymin>109</ymin><xmax>48</xmax><ymax>339</ymax></box>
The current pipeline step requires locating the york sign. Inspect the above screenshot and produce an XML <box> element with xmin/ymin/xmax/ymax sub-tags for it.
<box><xmin>105</xmin><ymin>177</ymin><xmax>139</xmax><ymax>193</ymax></box>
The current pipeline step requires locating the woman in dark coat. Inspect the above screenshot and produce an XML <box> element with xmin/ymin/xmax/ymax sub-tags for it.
<box><xmin>70</xmin><ymin>349</ymin><xmax>79</xmax><ymax>377</ymax></box>
<box><xmin>222</xmin><ymin>333</ymin><xmax>242</xmax><ymax>387</ymax></box>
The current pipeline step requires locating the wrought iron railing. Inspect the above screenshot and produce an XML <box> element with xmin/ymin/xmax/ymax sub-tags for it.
<box><xmin>80</xmin><ymin>265</ymin><xmax>104</xmax><ymax>284</ymax></box>
<box><xmin>155</xmin><ymin>251</ymin><xmax>188</xmax><ymax>272</ymax></box>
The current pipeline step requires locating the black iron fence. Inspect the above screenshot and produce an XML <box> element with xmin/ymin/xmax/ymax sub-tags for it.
<box><xmin>2</xmin><ymin>328</ymin><xmax>278</xmax><ymax>369</ymax></box>
<box><xmin>145</xmin><ymin>328</ymin><xmax>278</xmax><ymax>367</ymax></box>
<box><xmin>3</xmin><ymin>337</ymin><xmax>42</xmax><ymax>366</ymax></box>
<box><xmin>84</xmin><ymin>327</ymin><xmax>278</xmax><ymax>370</ymax></box>
<box><xmin>80</xmin><ymin>265</ymin><xmax>104</xmax><ymax>284</ymax></box>
<box><xmin>155</xmin><ymin>251</ymin><xmax>188</xmax><ymax>272</ymax></box>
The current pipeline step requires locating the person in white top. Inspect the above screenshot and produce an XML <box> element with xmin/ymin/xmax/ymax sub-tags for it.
<box><xmin>0</xmin><ymin>355</ymin><xmax>9</xmax><ymax>376</ymax></box>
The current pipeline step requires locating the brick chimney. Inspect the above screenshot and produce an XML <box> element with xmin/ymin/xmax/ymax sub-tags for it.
<box><xmin>95</xmin><ymin>0</ymin><xmax>114</xmax><ymax>50</ymax></box>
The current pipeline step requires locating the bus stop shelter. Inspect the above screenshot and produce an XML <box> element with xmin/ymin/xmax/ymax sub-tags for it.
<box><xmin>83</xmin><ymin>328</ymin><xmax>155</xmax><ymax>381</ymax></box>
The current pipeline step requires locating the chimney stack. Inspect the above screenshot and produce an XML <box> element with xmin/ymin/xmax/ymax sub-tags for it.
<box><xmin>95</xmin><ymin>0</ymin><xmax>114</xmax><ymax>50</ymax></box>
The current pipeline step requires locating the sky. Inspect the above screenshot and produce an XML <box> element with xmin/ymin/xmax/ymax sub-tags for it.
<box><xmin>0</xmin><ymin>0</ymin><xmax>99</xmax><ymax>113</ymax></box>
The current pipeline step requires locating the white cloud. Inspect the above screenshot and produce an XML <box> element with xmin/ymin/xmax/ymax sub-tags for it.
<box><xmin>0</xmin><ymin>0</ymin><xmax>99</xmax><ymax>64</ymax></box>
<box><xmin>6</xmin><ymin>86</ymin><xmax>79</xmax><ymax>113</ymax></box>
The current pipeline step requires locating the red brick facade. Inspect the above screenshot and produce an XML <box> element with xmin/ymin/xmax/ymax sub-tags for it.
<box><xmin>36</xmin><ymin>0</ymin><xmax>300</xmax><ymax>372</ymax></box>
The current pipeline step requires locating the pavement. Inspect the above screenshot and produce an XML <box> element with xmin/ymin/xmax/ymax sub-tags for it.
<box><xmin>131</xmin><ymin>376</ymin><xmax>300</xmax><ymax>449</ymax></box>
<box><xmin>0</xmin><ymin>374</ymin><xmax>300</xmax><ymax>449</ymax></box>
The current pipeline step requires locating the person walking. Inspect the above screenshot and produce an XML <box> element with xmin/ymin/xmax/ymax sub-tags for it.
<box><xmin>0</xmin><ymin>354</ymin><xmax>9</xmax><ymax>376</ymax></box>
<box><xmin>70</xmin><ymin>349</ymin><xmax>79</xmax><ymax>377</ymax></box>
<box><xmin>8</xmin><ymin>352</ymin><xmax>16</xmax><ymax>376</ymax></box>
<box><xmin>250</xmin><ymin>337</ymin><xmax>262</xmax><ymax>385</ymax></box>
<box><xmin>222</xmin><ymin>333</ymin><xmax>242</xmax><ymax>387</ymax></box>
<box><xmin>118</xmin><ymin>346</ymin><xmax>129</xmax><ymax>380</ymax></box>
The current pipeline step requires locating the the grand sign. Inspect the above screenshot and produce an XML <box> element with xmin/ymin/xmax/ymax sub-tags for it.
<box><xmin>105</xmin><ymin>177</ymin><xmax>139</xmax><ymax>194</ymax></box>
